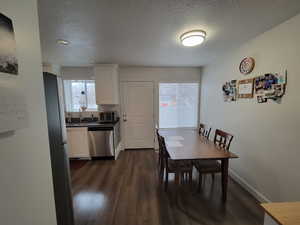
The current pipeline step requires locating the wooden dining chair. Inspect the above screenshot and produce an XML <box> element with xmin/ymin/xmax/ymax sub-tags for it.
<box><xmin>194</xmin><ymin>129</ymin><xmax>233</xmax><ymax>190</ymax></box>
<box><xmin>155</xmin><ymin>126</ymin><xmax>162</xmax><ymax>166</ymax></box>
<box><xmin>158</xmin><ymin>136</ymin><xmax>193</xmax><ymax>191</ymax></box>
<box><xmin>157</xmin><ymin>131</ymin><xmax>166</xmax><ymax>180</ymax></box>
<box><xmin>199</xmin><ymin>123</ymin><xmax>212</xmax><ymax>139</ymax></box>
<box><xmin>214</xmin><ymin>129</ymin><xmax>234</xmax><ymax>151</ymax></box>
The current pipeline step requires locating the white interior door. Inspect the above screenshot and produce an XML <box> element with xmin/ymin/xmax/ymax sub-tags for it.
<box><xmin>122</xmin><ymin>82</ymin><xmax>154</xmax><ymax>149</ymax></box>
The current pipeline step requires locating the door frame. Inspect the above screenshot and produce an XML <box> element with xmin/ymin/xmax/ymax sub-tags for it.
<box><xmin>120</xmin><ymin>81</ymin><xmax>155</xmax><ymax>150</ymax></box>
<box><xmin>43</xmin><ymin>72</ymin><xmax>74</xmax><ymax>225</ymax></box>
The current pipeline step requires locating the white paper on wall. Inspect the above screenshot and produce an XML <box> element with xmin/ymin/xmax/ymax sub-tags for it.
<box><xmin>0</xmin><ymin>85</ymin><xmax>28</xmax><ymax>133</ymax></box>
<box><xmin>239</xmin><ymin>83</ymin><xmax>253</xmax><ymax>94</ymax></box>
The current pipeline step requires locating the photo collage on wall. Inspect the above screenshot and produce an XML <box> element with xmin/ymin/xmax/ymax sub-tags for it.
<box><xmin>254</xmin><ymin>73</ymin><xmax>286</xmax><ymax>103</ymax></box>
<box><xmin>222</xmin><ymin>71</ymin><xmax>287</xmax><ymax>103</ymax></box>
<box><xmin>222</xmin><ymin>80</ymin><xmax>237</xmax><ymax>102</ymax></box>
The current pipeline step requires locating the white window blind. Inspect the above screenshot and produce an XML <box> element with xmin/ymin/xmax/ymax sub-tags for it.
<box><xmin>63</xmin><ymin>80</ymin><xmax>97</xmax><ymax>112</ymax></box>
<box><xmin>159</xmin><ymin>83</ymin><xmax>199</xmax><ymax>128</ymax></box>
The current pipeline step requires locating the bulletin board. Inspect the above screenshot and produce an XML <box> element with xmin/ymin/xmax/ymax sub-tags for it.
<box><xmin>238</xmin><ymin>78</ymin><xmax>254</xmax><ymax>98</ymax></box>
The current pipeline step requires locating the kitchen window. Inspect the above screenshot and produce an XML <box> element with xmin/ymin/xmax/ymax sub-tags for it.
<box><xmin>159</xmin><ymin>83</ymin><xmax>199</xmax><ymax>128</ymax></box>
<box><xmin>63</xmin><ymin>80</ymin><xmax>97</xmax><ymax>112</ymax></box>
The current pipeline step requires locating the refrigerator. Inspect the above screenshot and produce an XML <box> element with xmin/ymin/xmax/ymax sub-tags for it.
<box><xmin>43</xmin><ymin>72</ymin><xmax>74</xmax><ymax>225</ymax></box>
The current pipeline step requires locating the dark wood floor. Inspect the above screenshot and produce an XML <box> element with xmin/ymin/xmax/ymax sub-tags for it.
<box><xmin>70</xmin><ymin>150</ymin><xmax>264</xmax><ymax>225</ymax></box>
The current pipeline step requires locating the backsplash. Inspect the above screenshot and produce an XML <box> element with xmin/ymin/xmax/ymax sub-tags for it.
<box><xmin>65</xmin><ymin>111</ymin><xmax>99</xmax><ymax>119</ymax></box>
<box><xmin>65</xmin><ymin>105</ymin><xmax>120</xmax><ymax>122</ymax></box>
<box><xmin>65</xmin><ymin>111</ymin><xmax>99</xmax><ymax>123</ymax></box>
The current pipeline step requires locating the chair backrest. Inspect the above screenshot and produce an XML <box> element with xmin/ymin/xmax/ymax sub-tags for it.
<box><xmin>155</xmin><ymin>124</ymin><xmax>161</xmax><ymax>150</ymax></box>
<box><xmin>199</xmin><ymin>123</ymin><xmax>212</xmax><ymax>139</ymax></box>
<box><xmin>157</xmin><ymin>133</ymin><xmax>163</xmax><ymax>151</ymax></box>
<box><xmin>157</xmin><ymin>132</ymin><xmax>168</xmax><ymax>154</ymax></box>
<box><xmin>213</xmin><ymin>129</ymin><xmax>233</xmax><ymax>151</ymax></box>
<box><xmin>158</xmin><ymin>136</ymin><xmax>172</xmax><ymax>170</ymax></box>
<box><xmin>157</xmin><ymin>135</ymin><xmax>168</xmax><ymax>154</ymax></box>
<box><xmin>155</xmin><ymin>122</ymin><xmax>159</xmax><ymax>134</ymax></box>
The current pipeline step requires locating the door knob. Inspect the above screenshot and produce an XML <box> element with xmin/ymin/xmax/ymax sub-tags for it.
<box><xmin>123</xmin><ymin>114</ymin><xmax>127</xmax><ymax>122</ymax></box>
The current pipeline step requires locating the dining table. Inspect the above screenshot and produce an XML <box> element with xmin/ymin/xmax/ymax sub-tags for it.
<box><xmin>158</xmin><ymin>128</ymin><xmax>239</xmax><ymax>202</ymax></box>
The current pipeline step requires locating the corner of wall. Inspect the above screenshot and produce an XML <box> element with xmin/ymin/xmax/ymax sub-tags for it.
<box><xmin>229</xmin><ymin>169</ymin><xmax>271</xmax><ymax>203</ymax></box>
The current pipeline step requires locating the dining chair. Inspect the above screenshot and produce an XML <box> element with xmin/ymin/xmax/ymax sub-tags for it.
<box><xmin>155</xmin><ymin>126</ymin><xmax>161</xmax><ymax>166</ymax></box>
<box><xmin>158</xmin><ymin>135</ymin><xmax>193</xmax><ymax>191</ymax></box>
<box><xmin>156</xmin><ymin>131</ymin><xmax>166</xmax><ymax>180</ymax></box>
<box><xmin>199</xmin><ymin>123</ymin><xmax>212</xmax><ymax>139</ymax></box>
<box><xmin>194</xmin><ymin>129</ymin><xmax>234</xmax><ymax>191</ymax></box>
<box><xmin>214</xmin><ymin>129</ymin><xmax>234</xmax><ymax>151</ymax></box>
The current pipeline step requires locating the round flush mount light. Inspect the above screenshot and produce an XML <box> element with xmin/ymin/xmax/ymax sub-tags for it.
<box><xmin>180</xmin><ymin>30</ymin><xmax>206</xmax><ymax>47</ymax></box>
<box><xmin>56</xmin><ymin>39</ymin><xmax>70</xmax><ymax>45</ymax></box>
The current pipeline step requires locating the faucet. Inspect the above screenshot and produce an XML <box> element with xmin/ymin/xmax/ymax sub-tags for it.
<box><xmin>79</xmin><ymin>110</ymin><xmax>82</xmax><ymax>123</ymax></box>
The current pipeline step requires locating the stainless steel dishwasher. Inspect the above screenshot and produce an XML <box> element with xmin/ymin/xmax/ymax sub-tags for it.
<box><xmin>88</xmin><ymin>127</ymin><xmax>114</xmax><ymax>157</ymax></box>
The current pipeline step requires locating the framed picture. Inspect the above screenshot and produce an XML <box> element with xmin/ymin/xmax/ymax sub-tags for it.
<box><xmin>222</xmin><ymin>80</ymin><xmax>237</xmax><ymax>102</ymax></box>
<box><xmin>0</xmin><ymin>12</ymin><xmax>18</xmax><ymax>75</ymax></box>
<box><xmin>238</xmin><ymin>78</ymin><xmax>254</xmax><ymax>98</ymax></box>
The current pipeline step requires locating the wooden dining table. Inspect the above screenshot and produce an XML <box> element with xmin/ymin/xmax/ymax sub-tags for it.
<box><xmin>158</xmin><ymin>128</ymin><xmax>239</xmax><ymax>202</ymax></box>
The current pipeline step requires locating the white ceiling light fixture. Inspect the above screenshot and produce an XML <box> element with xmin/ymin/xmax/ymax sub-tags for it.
<box><xmin>180</xmin><ymin>30</ymin><xmax>206</xmax><ymax>47</ymax></box>
<box><xmin>56</xmin><ymin>39</ymin><xmax>70</xmax><ymax>45</ymax></box>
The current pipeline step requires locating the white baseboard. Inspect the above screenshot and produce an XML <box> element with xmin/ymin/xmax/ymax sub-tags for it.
<box><xmin>229</xmin><ymin>169</ymin><xmax>271</xmax><ymax>203</ymax></box>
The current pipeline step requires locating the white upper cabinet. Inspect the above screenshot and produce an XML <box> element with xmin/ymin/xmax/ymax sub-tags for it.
<box><xmin>94</xmin><ymin>64</ymin><xmax>120</xmax><ymax>105</ymax></box>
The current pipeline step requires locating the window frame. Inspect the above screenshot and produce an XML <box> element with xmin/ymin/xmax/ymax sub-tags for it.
<box><xmin>158</xmin><ymin>82</ymin><xmax>200</xmax><ymax>129</ymax></box>
<box><xmin>63</xmin><ymin>79</ymin><xmax>97</xmax><ymax>112</ymax></box>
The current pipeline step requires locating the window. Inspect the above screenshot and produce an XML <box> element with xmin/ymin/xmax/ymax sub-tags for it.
<box><xmin>63</xmin><ymin>80</ymin><xmax>97</xmax><ymax>112</ymax></box>
<box><xmin>159</xmin><ymin>83</ymin><xmax>199</xmax><ymax>128</ymax></box>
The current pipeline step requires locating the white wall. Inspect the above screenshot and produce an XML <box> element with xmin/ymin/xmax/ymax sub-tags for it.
<box><xmin>61</xmin><ymin>66</ymin><xmax>94</xmax><ymax>80</ymax></box>
<box><xmin>0</xmin><ymin>1</ymin><xmax>57</xmax><ymax>225</ymax></box>
<box><xmin>200</xmin><ymin>13</ymin><xmax>300</xmax><ymax>202</ymax></box>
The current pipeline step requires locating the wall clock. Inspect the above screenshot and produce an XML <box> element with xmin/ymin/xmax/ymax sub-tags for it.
<box><xmin>239</xmin><ymin>57</ymin><xmax>255</xmax><ymax>75</ymax></box>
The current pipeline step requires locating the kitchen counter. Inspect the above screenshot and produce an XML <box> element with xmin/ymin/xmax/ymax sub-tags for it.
<box><xmin>66</xmin><ymin>119</ymin><xmax>121</xmax><ymax>159</ymax></box>
<box><xmin>261</xmin><ymin>202</ymin><xmax>300</xmax><ymax>225</ymax></box>
<box><xmin>66</xmin><ymin>120</ymin><xmax>119</xmax><ymax>129</ymax></box>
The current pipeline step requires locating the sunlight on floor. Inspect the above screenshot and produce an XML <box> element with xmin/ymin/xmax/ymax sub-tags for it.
<box><xmin>73</xmin><ymin>191</ymin><xmax>106</xmax><ymax>212</ymax></box>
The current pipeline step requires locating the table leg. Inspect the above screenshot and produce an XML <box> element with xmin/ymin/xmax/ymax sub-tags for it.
<box><xmin>175</xmin><ymin>170</ymin><xmax>180</xmax><ymax>186</ymax></box>
<box><xmin>221</xmin><ymin>159</ymin><xmax>229</xmax><ymax>202</ymax></box>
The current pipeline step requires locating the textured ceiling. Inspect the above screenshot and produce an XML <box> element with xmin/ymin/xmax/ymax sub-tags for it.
<box><xmin>38</xmin><ymin>0</ymin><xmax>300</xmax><ymax>67</ymax></box>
